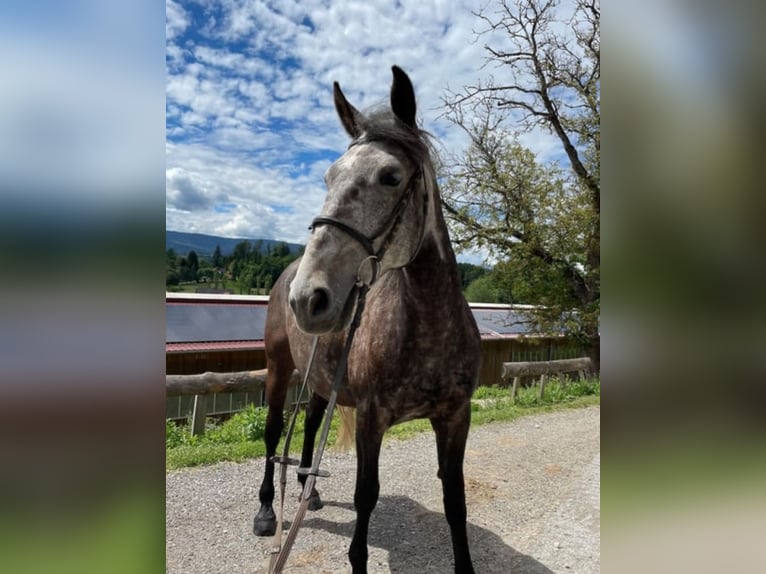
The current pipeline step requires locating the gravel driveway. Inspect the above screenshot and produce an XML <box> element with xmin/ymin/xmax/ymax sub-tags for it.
<box><xmin>167</xmin><ymin>405</ymin><xmax>599</xmax><ymax>573</ymax></box>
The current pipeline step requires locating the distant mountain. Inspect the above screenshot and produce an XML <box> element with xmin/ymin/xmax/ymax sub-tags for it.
<box><xmin>166</xmin><ymin>230</ymin><xmax>303</xmax><ymax>258</ymax></box>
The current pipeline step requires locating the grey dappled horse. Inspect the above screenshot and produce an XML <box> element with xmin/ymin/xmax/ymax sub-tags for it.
<box><xmin>254</xmin><ymin>65</ymin><xmax>482</xmax><ymax>574</ymax></box>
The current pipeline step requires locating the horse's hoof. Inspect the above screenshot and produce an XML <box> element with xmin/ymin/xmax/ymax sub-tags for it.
<box><xmin>307</xmin><ymin>490</ymin><xmax>324</xmax><ymax>511</ymax></box>
<box><xmin>298</xmin><ymin>489</ymin><xmax>324</xmax><ymax>511</ymax></box>
<box><xmin>253</xmin><ymin>506</ymin><xmax>276</xmax><ymax>537</ymax></box>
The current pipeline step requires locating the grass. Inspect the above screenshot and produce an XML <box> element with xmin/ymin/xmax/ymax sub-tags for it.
<box><xmin>166</xmin><ymin>377</ymin><xmax>600</xmax><ymax>471</ymax></box>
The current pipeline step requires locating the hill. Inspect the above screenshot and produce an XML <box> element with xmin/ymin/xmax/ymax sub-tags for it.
<box><xmin>166</xmin><ymin>230</ymin><xmax>303</xmax><ymax>258</ymax></box>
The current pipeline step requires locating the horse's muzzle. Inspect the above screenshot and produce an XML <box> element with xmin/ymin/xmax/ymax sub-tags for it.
<box><xmin>289</xmin><ymin>282</ymin><xmax>351</xmax><ymax>335</ymax></box>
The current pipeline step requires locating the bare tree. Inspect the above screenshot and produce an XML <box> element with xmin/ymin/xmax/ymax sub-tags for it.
<box><xmin>443</xmin><ymin>0</ymin><xmax>600</xmax><ymax>369</ymax></box>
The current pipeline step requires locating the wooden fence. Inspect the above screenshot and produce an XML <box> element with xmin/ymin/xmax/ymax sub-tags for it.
<box><xmin>168</xmin><ymin>356</ymin><xmax>594</xmax><ymax>435</ymax></box>
<box><xmin>167</xmin><ymin>369</ymin><xmax>302</xmax><ymax>436</ymax></box>
<box><xmin>501</xmin><ymin>357</ymin><xmax>593</xmax><ymax>400</ymax></box>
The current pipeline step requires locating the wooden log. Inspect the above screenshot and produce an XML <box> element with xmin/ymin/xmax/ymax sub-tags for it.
<box><xmin>166</xmin><ymin>369</ymin><xmax>302</xmax><ymax>397</ymax></box>
<box><xmin>501</xmin><ymin>357</ymin><xmax>592</xmax><ymax>380</ymax></box>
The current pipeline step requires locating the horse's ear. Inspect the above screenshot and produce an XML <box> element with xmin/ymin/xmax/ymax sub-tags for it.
<box><xmin>390</xmin><ymin>65</ymin><xmax>416</xmax><ymax>129</ymax></box>
<box><xmin>334</xmin><ymin>81</ymin><xmax>362</xmax><ymax>138</ymax></box>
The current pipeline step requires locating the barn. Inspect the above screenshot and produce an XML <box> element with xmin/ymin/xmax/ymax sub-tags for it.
<box><xmin>166</xmin><ymin>293</ymin><xmax>584</xmax><ymax>420</ymax></box>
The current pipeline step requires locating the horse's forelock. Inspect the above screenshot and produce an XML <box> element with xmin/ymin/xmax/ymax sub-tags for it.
<box><xmin>352</xmin><ymin>107</ymin><xmax>436</xmax><ymax>168</ymax></box>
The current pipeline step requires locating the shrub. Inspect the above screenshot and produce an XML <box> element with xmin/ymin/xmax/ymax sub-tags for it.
<box><xmin>242</xmin><ymin>405</ymin><xmax>269</xmax><ymax>442</ymax></box>
<box><xmin>473</xmin><ymin>384</ymin><xmax>510</xmax><ymax>400</ymax></box>
<box><xmin>166</xmin><ymin>419</ymin><xmax>188</xmax><ymax>449</ymax></box>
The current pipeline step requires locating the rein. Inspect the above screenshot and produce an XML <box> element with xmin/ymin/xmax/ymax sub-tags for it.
<box><xmin>268</xmin><ymin>159</ymin><xmax>429</xmax><ymax>573</ymax></box>
<box><xmin>267</xmin><ymin>274</ymin><xmax>372</xmax><ymax>574</ymax></box>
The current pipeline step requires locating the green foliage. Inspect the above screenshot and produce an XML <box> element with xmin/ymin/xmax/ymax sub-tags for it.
<box><xmin>441</xmin><ymin>0</ymin><xmax>600</xmax><ymax>357</ymax></box>
<box><xmin>457</xmin><ymin>262</ymin><xmax>489</xmax><ymax>290</ymax></box>
<box><xmin>222</xmin><ymin>240</ymin><xmax>299</xmax><ymax>294</ymax></box>
<box><xmin>472</xmin><ymin>384</ymin><xmax>511</xmax><ymax>400</ymax></box>
<box><xmin>167</xmin><ymin>379</ymin><xmax>600</xmax><ymax>470</ymax></box>
<box><xmin>165</xmin><ymin>239</ymin><xmax>301</xmax><ymax>291</ymax></box>
<box><xmin>473</xmin><ymin>377</ymin><xmax>599</xmax><ymax>405</ymax></box>
<box><xmin>212</xmin><ymin>244</ymin><xmax>223</xmax><ymax>268</ymax></box>
<box><xmin>463</xmin><ymin>271</ymin><xmax>515</xmax><ymax>303</ymax></box>
<box><xmin>241</xmin><ymin>405</ymin><xmax>269</xmax><ymax>442</ymax></box>
<box><xmin>166</xmin><ymin>419</ymin><xmax>193</xmax><ymax>449</ymax></box>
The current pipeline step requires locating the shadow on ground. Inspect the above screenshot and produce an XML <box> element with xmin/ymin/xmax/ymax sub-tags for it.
<box><xmin>299</xmin><ymin>495</ymin><xmax>552</xmax><ymax>574</ymax></box>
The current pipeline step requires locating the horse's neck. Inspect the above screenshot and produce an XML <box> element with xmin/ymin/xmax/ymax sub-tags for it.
<box><xmin>401</xmin><ymin>213</ymin><xmax>463</xmax><ymax>305</ymax></box>
<box><xmin>380</xmin><ymin>174</ymin><xmax>465</xmax><ymax>310</ymax></box>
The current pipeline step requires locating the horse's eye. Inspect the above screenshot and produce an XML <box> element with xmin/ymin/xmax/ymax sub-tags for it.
<box><xmin>379</xmin><ymin>171</ymin><xmax>401</xmax><ymax>187</ymax></box>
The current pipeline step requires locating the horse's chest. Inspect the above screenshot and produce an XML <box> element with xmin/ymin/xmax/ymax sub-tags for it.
<box><xmin>351</xmin><ymin>335</ymin><xmax>475</xmax><ymax>418</ymax></box>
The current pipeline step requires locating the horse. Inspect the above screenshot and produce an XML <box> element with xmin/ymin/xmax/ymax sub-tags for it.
<box><xmin>253</xmin><ymin>65</ymin><xmax>482</xmax><ymax>574</ymax></box>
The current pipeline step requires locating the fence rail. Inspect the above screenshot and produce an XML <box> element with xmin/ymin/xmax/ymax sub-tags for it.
<box><xmin>168</xmin><ymin>357</ymin><xmax>594</xmax><ymax>435</ymax></box>
<box><xmin>166</xmin><ymin>369</ymin><xmax>302</xmax><ymax>397</ymax></box>
<box><xmin>167</xmin><ymin>369</ymin><xmax>302</xmax><ymax>435</ymax></box>
<box><xmin>501</xmin><ymin>357</ymin><xmax>593</xmax><ymax>400</ymax></box>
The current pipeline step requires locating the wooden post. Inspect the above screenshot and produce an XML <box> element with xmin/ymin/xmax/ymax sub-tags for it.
<box><xmin>538</xmin><ymin>374</ymin><xmax>547</xmax><ymax>400</ymax></box>
<box><xmin>511</xmin><ymin>376</ymin><xmax>520</xmax><ymax>402</ymax></box>
<box><xmin>191</xmin><ymin>394</ymin><xmax>208</xmax><ymax>436</ymax></box>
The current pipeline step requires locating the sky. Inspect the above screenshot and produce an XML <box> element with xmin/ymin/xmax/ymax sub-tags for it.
<box><xmin>165</xmin><ymin>0</ymin><xmax>571</xmax><ymax>264</ymax></box>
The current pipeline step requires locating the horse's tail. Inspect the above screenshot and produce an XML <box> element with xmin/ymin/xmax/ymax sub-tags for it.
<box><xmin>334</xmin><ymin>406</ymin><xmax>356</xmax><ymax>452</ymax></box>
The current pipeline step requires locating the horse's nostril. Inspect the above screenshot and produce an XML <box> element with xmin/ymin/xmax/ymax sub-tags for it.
<box><xmin>308</xmin><ymin>289</ymin><xmax>330</xmax><ymax>318</ymax></box>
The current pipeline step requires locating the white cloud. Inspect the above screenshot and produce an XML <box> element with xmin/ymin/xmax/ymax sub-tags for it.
<box><xmin>166</xmin><ymin>0</ymin><xmax>190</xmax><ymax>40</ymax></box>
<box><xmin>166</xmin><ymin>0</ymin><xmax>582</xmax><ymax>256</ymax></box>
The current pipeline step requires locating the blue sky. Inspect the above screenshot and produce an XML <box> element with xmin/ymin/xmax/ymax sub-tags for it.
<box><xmin>165</xmin><ymin>0</ymin><xmax>569</xmax><ymax>263</ymax></box>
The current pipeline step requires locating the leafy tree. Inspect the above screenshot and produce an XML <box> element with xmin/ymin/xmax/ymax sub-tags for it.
<box><xmin>457</xmin><ymin>262</ymin><xmax>489</xmax><ymax>291</ymax></box>
<box><xmin>237</xmin><ymin>263</ymin><xmax>255</xmax><ymax>295</ymax></box>
<box><xmin>464</xmin><ymin>275</ymin><xmax>502</xmax><ymax>303</ymax></box>
<box><xmin>166</xmin><ymin>248</ymin><xmax>179</xmax><ymax>287</ymax></box>
<box><xmin>272</xmin><ymin>242</ymin><xmax>291</xmax><ymax>258</ymax></box>
<box><xmin>187</xmin><ymin>250</ymin><xmax>199</xmax><ymax>282</ymax></box>
<box><xmin>212</xmin><ymin>244</ymin><xmax>223</xmax><ymax>268</ymax></box>
<box><xmin>442</xmin><ymin>0</ymin><xmax>600</xmax><ymax>370</ymax></box>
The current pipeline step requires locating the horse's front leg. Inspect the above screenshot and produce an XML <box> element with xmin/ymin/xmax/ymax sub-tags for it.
<box><xmin>348</xmin><ymin>410</ymin><xmax>385</xmax><ymax>574</ymax></box>
<box><xmin>297</xmin><ymin>392</ymin><xmax>328</xmax><ymax>510</ymax></box>
<box><xmin>252</xmin><ymin>400</ymin><xmax>284</xmax><ymax>536</ymax></box>
<box><xmin>253</xmin><ymin>359</ymin><xmax>291</xmax><ymax>537</ymax></box>
<box><xmin>431</xmin><ymin>402</ymin><xmax>475</xmax><ymax>574</ymax></box>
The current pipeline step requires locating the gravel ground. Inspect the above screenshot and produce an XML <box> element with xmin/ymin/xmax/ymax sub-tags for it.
<box><xmin>167</xmin><ymin>405</ymin><xmax>599</xmax><ymax>573</ymax></box>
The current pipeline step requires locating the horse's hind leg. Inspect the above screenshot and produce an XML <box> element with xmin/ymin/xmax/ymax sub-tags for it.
<box><xmin>253</xmin><ymin>351</ymin><xmax>294</xmax><ymax>537</ymax></box>
<box><xmin>430</xmin><ymin>403</ymin><xmax>475</xmax><ymax>574</ymax></box>
<box><xmin>297</xmin><ymin>392</ymin><xmax>328</xmax><ymax>511</ymax></box>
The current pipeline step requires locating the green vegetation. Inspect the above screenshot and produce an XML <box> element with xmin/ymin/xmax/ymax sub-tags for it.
<box><xmin>166</xmin><ymin>240</ymin><xmax>301</xmax><ymax>294</ymax></box>
<box><xmin>442</xmin><ymin>0</ymin><xmax>600</xmax><ymax>364</ymax></box>
<box><xmin>167</xmin><ymin>378</ymin><xmax>599</xmax><ymax>471</ymax></box>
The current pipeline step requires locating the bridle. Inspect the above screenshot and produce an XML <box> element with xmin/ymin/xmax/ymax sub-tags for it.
<box><xmin>308</xmin><ymin>142</ymin><xmax>428</xmax><ymax>285</ymax></box>
<box><xmin>267</xmin><ymin>144</ymin><xmax>430</xmax><ymax>573</ymax></box>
